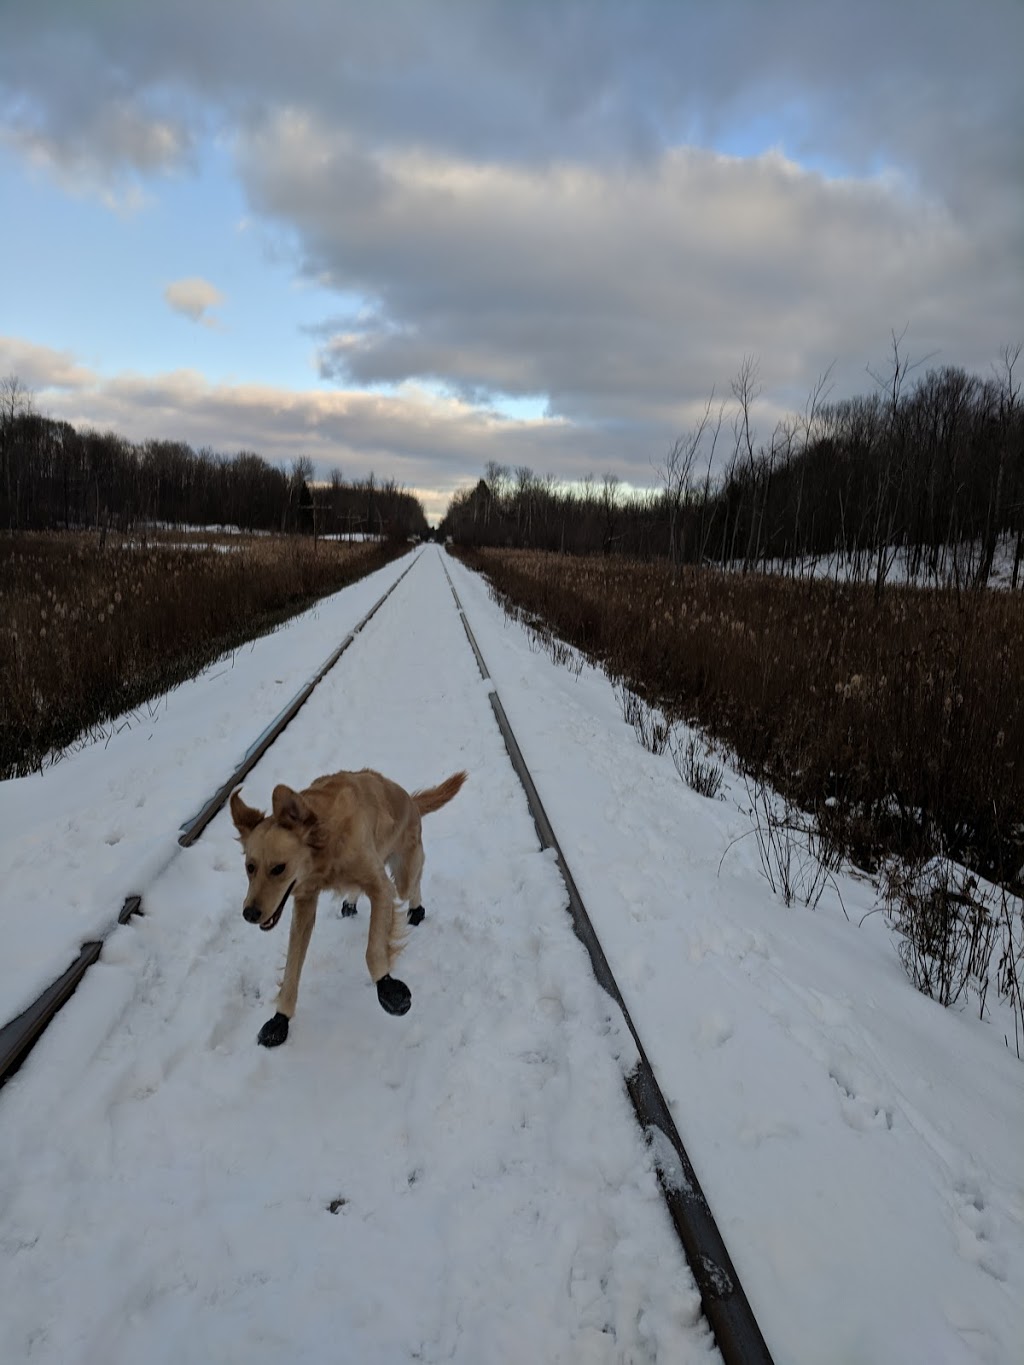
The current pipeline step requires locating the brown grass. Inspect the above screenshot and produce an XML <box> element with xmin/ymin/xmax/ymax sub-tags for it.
<box><xmin>455</xmin><ymin>547</ymin><xmax>1024</xmax><ymax>886</ymax></box>
<box><xmin>1</xmin><ymin>531</ymin><xmax>407</xmax><ymax>777</ymax></box>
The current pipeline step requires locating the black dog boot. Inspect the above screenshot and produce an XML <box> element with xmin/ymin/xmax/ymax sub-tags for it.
<box><xmin>376</xmin><ymin>974</ymin><xmax>412</xmax><ymax>1016</ymax></box>
<box><xmin>407</xmin><ymin>905</ymin><xmax>425</xmax><ymax>926</ymax></box>
<box><xmin>258</xmin><ymin>1012</ymin><xmax>290</xmax><ymax>1047</ymax></box>
<box><xmin>341</xmin><ymin>900</ymin><xmax>358</xmax><ymax>917</ymax></box>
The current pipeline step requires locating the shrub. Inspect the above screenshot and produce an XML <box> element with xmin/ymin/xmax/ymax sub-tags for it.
<box><xmin>0</xmin><ymin>531</ymin><xmax>405</xmax><ymax>776</ymax></box>
<box><xmin>673</xmin><ymin>735</ymin><xmax>724</xmax><ymax>801</ymax></box>
<box><xmin>455</xmin><ymin>547</ymin><xmax>1024</xmax><ymax>888</ymax></box>
<box><xmin>882</xmin><ymin>858</ymin><xmax>998</xmax><ymax>1010</ymax></box>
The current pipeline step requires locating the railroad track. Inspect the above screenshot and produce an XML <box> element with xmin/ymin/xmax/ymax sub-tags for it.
<box><xmin>0</xmin><ymin>553</ymin><xmax>419</xmax><ymax>1086</ymax></box>
<box><xmin>0</xmin><ymin>545</ymin><xmax>773</xmax><ymax>1365</ymax></box>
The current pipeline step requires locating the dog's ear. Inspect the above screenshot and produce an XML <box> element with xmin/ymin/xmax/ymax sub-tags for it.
<box><xmin>230</xmin><ymin>788</ymin><xmax>265</xmax><ymax>836</ymax></box>
<box><xmin>272</xmin><ymin>784</ymin><xmax>317</xmax><ymax>833</ymax></box>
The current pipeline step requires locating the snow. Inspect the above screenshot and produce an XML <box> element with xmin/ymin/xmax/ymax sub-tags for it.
<box><xmin>747</xmin><ymin>531</ymin><xmax>1022</xmax><ymax>590</ymax></box>
<box><xmin>1</xmin><ymin>546</ymin><xmax>1022</xmax><ymax>1363</ymax></box>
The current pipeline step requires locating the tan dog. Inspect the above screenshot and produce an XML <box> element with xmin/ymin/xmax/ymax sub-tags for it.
<box><xmin>230</xmin><ymin>768</ymin><xmax>467</xmax><ymax>1046</ymax></box>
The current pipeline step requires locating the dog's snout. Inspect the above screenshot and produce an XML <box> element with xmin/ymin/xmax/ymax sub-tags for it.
<box><xmin>242</xmin><ymin>904</ymin><xmax>261</xmax><ymax>924</ymax></box>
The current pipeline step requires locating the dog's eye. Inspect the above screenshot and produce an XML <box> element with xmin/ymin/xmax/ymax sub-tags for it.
<box><xmin>270</xmin><ymin>863</ymin><xmax>286</xmax><ymax>877</ymax></box>
<box><xmin>246</xmin><ymin>862</ymin><xmax>256</xmax><ymax>876</ymax></box>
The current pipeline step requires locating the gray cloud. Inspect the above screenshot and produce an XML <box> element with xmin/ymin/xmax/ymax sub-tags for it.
<box><xmin>245</xmin><ymin>121</ymin><xmax>1017</xmax><ymax>424</ymax></box>
<box><xmin>2</xmin><ymin>1</ymin><xmax>1021</xmax><ymax>505</ymax></box>
<box><xmin>3</xmin><ymin>2</ymin><xmax>1019</xmax><ymax>193</ymax></box>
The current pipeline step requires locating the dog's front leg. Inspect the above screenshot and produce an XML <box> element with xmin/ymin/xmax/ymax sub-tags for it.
<box><xmin>258</xmin><ymin>892</ymin><xmax>318</xmax><ymax>1047</ymax></box>
<box><xmin>365</xmin><ymin>880</ymin><xmax>411</xmax><ymax>1016</ymax></box>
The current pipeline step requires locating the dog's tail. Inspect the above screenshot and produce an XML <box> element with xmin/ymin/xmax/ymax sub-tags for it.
<box><xmin>412</xmin><ymin>770</ymin><xmax>467</xmax><ymax>816</ymax></box>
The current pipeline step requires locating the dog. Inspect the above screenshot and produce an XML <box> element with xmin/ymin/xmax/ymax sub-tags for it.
<box><xmin>229</xmin><ymin>768</ymin><xmax>467</xmax><ymax>1047</ymax></box>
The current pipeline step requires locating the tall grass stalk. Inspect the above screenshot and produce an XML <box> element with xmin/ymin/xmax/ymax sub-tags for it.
<box><xmin>1</xmin><ymin>532</ymin><xmax>405</xmax><ymax>777</ymax></box>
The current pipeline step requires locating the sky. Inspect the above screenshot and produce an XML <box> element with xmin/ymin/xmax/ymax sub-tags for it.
<box><xmin>1</xmin><ymin>547</ymin><xmax>1021</xmax><ymax>1362</ymax></box>
<box><xmin>1</xmin><ymin>0</ymin><xmax>1021</xmax><ymax>523</ymax></box>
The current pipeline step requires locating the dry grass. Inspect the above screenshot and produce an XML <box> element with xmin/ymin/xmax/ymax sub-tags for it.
<box><xmin>455</xmin><ymin>547</ymin><xmax>1024</xmax><ymax>886</ymax></box>
<box><xmin>1</xmin><ymin>531</ymin><xmax>407</xmax><ymax>777</ymax></box>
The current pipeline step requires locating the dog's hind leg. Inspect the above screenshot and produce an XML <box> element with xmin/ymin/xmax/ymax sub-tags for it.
<box><xmin>258</xmin><ymin>892</ymin><xmax>318</xmax><ymax>1047</ymax></box>
<box><xmin>393</xmin><ymin>833</ymin><xmax>426</xmax><ymax>927</ymax></box>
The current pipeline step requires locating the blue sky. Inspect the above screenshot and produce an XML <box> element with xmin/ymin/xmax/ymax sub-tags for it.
<box><xmin>1</xmin><ymin>0</ymin><xmax>1021</xmax><ymax>522</ymax></box>
<box><xmin>1</xmin><ymin>137</ymin><xmax>339</xmax><ymax>392</ymax></box>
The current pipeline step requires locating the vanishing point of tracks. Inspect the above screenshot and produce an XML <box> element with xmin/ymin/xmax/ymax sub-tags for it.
<box><xmin>0</xmin><ymin>547</ymin><xmax>774</xmax><ymax>1365</ymax></box>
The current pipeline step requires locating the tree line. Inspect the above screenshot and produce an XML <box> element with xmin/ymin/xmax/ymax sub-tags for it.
<box><xmin>440</xmin><ymin>340</ymin><xmax>1024</xmax><ymax>592</ymax></box>
<box><xmin>0</xmin><ymin>379</ymin><xmax>428</xmax><ymax>541</ymax></box>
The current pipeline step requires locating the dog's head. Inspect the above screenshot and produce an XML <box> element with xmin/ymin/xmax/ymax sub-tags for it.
<box><xmin>229</xmin><ymin>785</ymin><xmax>318</xmax><ymax>932</ymax></box>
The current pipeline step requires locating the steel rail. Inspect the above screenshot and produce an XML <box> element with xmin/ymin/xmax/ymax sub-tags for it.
<box><xmin>440</xmin><ymin>552</ymin><xmax>774</xmax><ymax>1365</ymax></box>
<box><xmin>0</xmin><ymin>554</ymin><xmax>419</xmax><ymax>1089</ymax></box>
<box><xmin>177</xmin><ymin>553</ymin><xmax>418</xmax><ymax>846</ymax></box>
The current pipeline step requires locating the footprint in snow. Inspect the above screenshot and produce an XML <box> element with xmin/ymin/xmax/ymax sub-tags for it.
<box><xmin>827</xmin><ymin>1058</ymin><xmax>894</xmax><ymax>1132</ymax></box>
<box><xmin>697</xmin><ymin>1012</ymin><xmax>734</xmax><ymax>1048</ymax></box>
<box><xmin>953</xmin><ymin>1175</ymin><xmax>1007</xmax><ymax>1281</ymax></box>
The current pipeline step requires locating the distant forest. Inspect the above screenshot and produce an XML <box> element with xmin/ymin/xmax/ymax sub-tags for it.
<box><xmin>0</xmin><ymin>376</ymin><xmax>429</xmax><ymax>542</ymax></box>
<box><xmin>5</xmin><ymin>340</ymin><xmax>1022</xmax><ymax>587</ymax></box>
<box><xmin>441</xmin><ymin>343</ymin><xmax>1024</xmax><ymax>592</ymax></box>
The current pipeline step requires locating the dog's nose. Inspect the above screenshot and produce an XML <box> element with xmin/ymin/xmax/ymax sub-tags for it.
<box><xmin>242</xmin><ymin>905</ymin><xmax>261</xmax><ymax>924</ymax></box>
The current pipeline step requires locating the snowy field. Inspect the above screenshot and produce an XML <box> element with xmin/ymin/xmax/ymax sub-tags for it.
<box><xmin>0</xmin><ymin>546</ymin><xmax>1021</xmax><ymax>1364</ymax></box>
<box><xmin>747</xmin><ymin>531</ymin><xmax>1022</xmax><ymax>590</ymax></box>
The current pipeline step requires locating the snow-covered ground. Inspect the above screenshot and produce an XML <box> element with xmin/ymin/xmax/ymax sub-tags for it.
<box><xmin>1</xmin><ymin>546</ymin><xmax>1021</xmax><ymax>1364</ymax></box>
<box><xmin>747</xmin><ymin>531</ymin><xmax>1022</xmax><ymax>590</ymax></box>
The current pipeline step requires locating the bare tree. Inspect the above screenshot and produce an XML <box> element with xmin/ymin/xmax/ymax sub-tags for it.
<box><xmin>789</xmin><ymin>363</ymin><xmax>836</xmax><ymax>570</ymax></box>
<box><xmin>657</xmin><ymin>389</ymin><xmax>717</xmax><ymax>575</ymax></box>
<box><xmin>0</xmin><ymin>374</ymin><xmax>34</xmax><ymax>529</ymax></box>
<box><xmin>730</xmin><ymin>355</ymin><xmax>763</xmax><ymax>570</ymax></box>
<box><xmin>866</xmin><ymin>327</ymin><xmax>937</xmax><ymax>599</ymax></box>
<box><xmin>484</xmin><ymin>461</ymin><xmax>509</xmax><ymax>523</ymax></box>
<box><xmin>695</xmin><ymin>398</ymin><xmax>726</xmax><ymax>568</ymax></box>
<box><xmin>284</xmin><ymin>455</ymin><xmax>314</xmax><ymax>532</ymax></box>
<box><xmin>979</xmin><ymin>342</ymin><xmax>1022</xmax><ymax>587</ymax></box>
<box><xmin>514</xmin><ymin>464</ymin><xmax>535</xmax><ymax>545</ymax></box>
<box><xmin>600</xmin><ymin>473</ymin><xmax>621</xmax><ymax>554</ymax></box>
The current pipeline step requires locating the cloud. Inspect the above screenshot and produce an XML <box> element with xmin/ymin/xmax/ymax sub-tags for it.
<box><xmin>2</xmin><ymin>2</ymin><xmax>1020</xmax><ymax>196</ymax></box>
<box><xmin>0</xmin><ymin>336</ymin><xmax>96</xmax><ymax>393</ymax></box>
<box><xmin>2</xmin><ymin>337</ymin><xmax>613</xmax><ymax>520</ymax></box>
<box><xmin>242</xmin><ymin>119</ymin><xmax>1017</xmax><ymax>427</ymax></box>
<box><xmin>1</xmin><ymin>1</ymin><xmax>1021</xmax><ymax>510</ymax></box>
<box><xmin>163</xmin><ymin>277</ymin><xmax>225</xmax><ymax>327</ymax></box>
<box><xmin>0</xmin><ymin>93</ymin><xmax>191</xmax><ymax>208</ymax></box>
